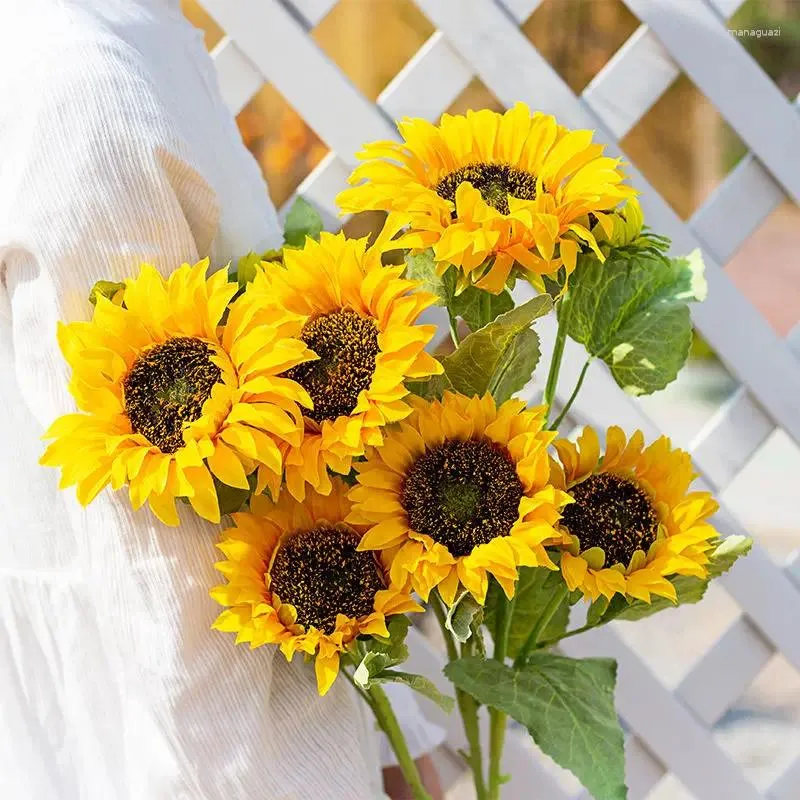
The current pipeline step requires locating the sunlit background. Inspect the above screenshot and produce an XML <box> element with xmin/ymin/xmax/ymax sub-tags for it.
<box><xmin>182</xmin><ymin>3</ymin><xmax>800</xmax><ymax>797</ymax></box>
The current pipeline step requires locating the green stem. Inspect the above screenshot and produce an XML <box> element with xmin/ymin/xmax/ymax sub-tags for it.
<box><xmin>513</xmin><ymin>584</ymin><xmax>569</xmax><ymax>669</ymax></box>
<box><xmin>549</xmin><ymin>358</ymin><xmax>591</xmax><ymax>430</ymax></box>
<box><xmin>367</xmin><ymin>682</ymin><xmax>433</xmax><ymax>800</ymax></box>
<box><xmin>543</xmin><ymin>297</ymin><xmax>571</xmax><ymax>424</ymax></box>
<box><xmin>536</xmin><ymin>621</ymin><xmax>597</xmax><ymax>649</ymax></box>
<box><xmin>479</xmin><ymin>289</ymin><xmax>492</xmax><ymax>327</ymax></box>
<box><xmin>488</xmin><ymin>594</ymin><xmax>515</xmax><ymax>799</ymax></box>
<box><xmin>447</xmin><ymin>307</ymin><xmax>461</xmax><ymax>347</ymax></box>
<box><xmin>430</xmin><ymin>592</ymin><xmax>488</xmax><ymax>800</ymax></box>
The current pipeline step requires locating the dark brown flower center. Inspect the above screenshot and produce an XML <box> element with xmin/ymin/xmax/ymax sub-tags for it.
<box><xmin>123</xmin><ymin>337</ymin><xmax>221</xmax><ymax>453</ymax></box>
<box><xmin>282</xmin><ymin>309</ymin><xmax>380</xmax><ymax>424</ymax></box>
<box><xmin>435</xmin><ymin>163</ymin><xmax>538</xmax><ymax>215</ymax></box>
<box><xmin>268</xmin><ymin>524</ymin><xmax>384</xmax><ymax>634</ymax></box>
<box><xmin>561</xmin><ymin>473</ymin><xmax>659</xmax><ymax>567</ymax></box>
<box><xmin>400</xmin><ymin>438</ymin><xmax>524</xmax><ymax>558</ymax></box>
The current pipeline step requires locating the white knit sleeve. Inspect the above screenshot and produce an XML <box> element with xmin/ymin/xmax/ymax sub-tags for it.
<box><xmin>0</xmin><ymin>15</ymin><xmax>442</xmax><ymax>796</ymax></box>
<box><xmin>0</xmin><ymin>31</ymin><xmax>386</xmax><ymax>800</ymax></box>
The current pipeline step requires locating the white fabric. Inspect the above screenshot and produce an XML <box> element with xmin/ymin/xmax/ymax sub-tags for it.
<box><xmin>0</xmin><ymin>1</ymin><xmax>441</xmax><ymax>798</ymax></box>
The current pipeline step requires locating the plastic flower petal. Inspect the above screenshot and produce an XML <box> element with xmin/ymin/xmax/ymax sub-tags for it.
<box><xmin>337</xmin><ymin>103</ymin><xmax>635</xmax><ymax>293</ymax></box>
<box><xmin>347</xmin><ymin>392</ymin><xmax>571</xmax><ymax>605</ymax></box>
<box><xmin>210</xmin><ymin>477</ymin><xmax>421</xmax><ymax>695</ymax></box>
<box><xmin>41</xmin><ymin>260</ymin><xmax>315</xmax><ymax>524</ymax></box>
<box><xmin>241</xmin><ymin>227</ymin><xmax>443</xmax><ymax>500</ymax></box>
<box><xmin>549</xmin><ymin>426</ymin><xmax>719</xmax><ymax>602</ymax></box>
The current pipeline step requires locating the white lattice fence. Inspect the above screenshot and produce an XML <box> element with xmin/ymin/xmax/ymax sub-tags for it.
<box><xmin>198</xmin><ymin>1</ymin><xmax>800</xmax><ymax>796</ymax></box>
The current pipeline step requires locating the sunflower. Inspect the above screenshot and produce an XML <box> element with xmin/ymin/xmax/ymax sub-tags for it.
<box><xmin>210</xmin><ymin>477</ymin><xmax>421</xmax><ymax>695</ymax></box>
<box><xmin>41</xmin><ymin>261</ymin><xmax>316</xmax><ymax>525</ymax></box>
<box><xmin>336</xmin><ymin>102</ymin><xmax>635</xmax><ymax>294</ymax></box>
<box><xmin>550</xmin><ymin>426</ymin><xmax>719</xmax><ymax>602</ymax></box>
<box><xmin>242</xmin><ymin>229</ymin><xmax>443</xmax><ymax>501</ymax></box>
<box><xmin>346</xmin><ymin>392</ymin><xmax>571</xmax><ymax>606</ymax></box>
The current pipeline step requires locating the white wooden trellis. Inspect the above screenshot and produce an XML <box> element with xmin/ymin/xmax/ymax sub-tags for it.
<box><xmin>198</xmin><ymin>1</ymin><xmax>800</xmax><ymax>796</ymax></box>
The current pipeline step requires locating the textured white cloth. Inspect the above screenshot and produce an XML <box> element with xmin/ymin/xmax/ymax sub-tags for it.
<box><xmin>0</xmin><ymin>1</ymin><xmax>442</xmax><ymax>798</ymax></box>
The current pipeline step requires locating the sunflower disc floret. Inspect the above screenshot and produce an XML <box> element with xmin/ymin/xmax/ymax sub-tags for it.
<box><xmin>347</xmin><ymin>392</ymin><xmax>571</xmax><ymax>605</ymax></box>
<box><xmin>337</xmin><ymin>102</ymin><xmax>635</xmax><ymax>293</ymax></box>
<box><xmin>242</xmin><ymin>228</ymin><xmax>443</xmax><ymax>501</ymax></box>
<box><xmin>41</xmin><ymin>261</ymin><xmax>317</xmax><ymax>524</ymax></box>
<box><xmin>210</xmin><ymin>478</ymin><xmax>421</xmax><ymax>695</ymax></box>
<box><xmin>550</xmin><ymin>426</ymin><xmax>720</xmax><ymax>602</ymax></box>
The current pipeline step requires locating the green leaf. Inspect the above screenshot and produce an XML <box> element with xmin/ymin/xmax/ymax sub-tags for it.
<box><xmin>439</xmin><ymin>295</ymin><xmax>552</xmax><ymax>402</ymax></box>
<box><xmin>283</xmin><ymin>197</ymin><xmax>324</xmax><ymax>247</ymax></box>
<box><xmin>485</xmin><ymin>568</ymin><xmax>569</xmax><ymax>658</ymax></box>
<box><xmin>589</xmin><ymin>535</ymin><xmax>753</xmax><ymax>624</ymax></box>
<box><xmin>88</xmin><ymin>280</ymin><xmax>125</xmax><ymax>306</ymax></box>
<box><xmin>565</xmin><ymin>248</ymin><xmax>706</xmax><ymax>396</ymax></box>
<box><xmin>214</xmin><ymin>473</ymin><xmax>259</xmax><ymax>517</ymax></box>
<box><xmin>451</xmin><ymin>287</ymin><xmax>514</xmax><ymax>332</ymax></box>
<box><xmin>446</xmin><ymin>654</ymin><xmax>626</xmax><ymax>800</ymax></box>
<box><xmin>353</xmin><ymin>650</ymin><xmax>398</xmax><ymax>688</ymax></box>
<box><xmin>405</xmin><ymin>370</ymin><xmax>452</xmax><ymax>402</ymax></box>
<box><xmin>365</xmin><ymin>614</ymin><xmax>410</xmax><ymax>663</ymax></box>
<box><xmin>404</xmin><ymin>249</ymin><xmax>456</xmax><ymax>305</ymax></box>
<box><xmin>446</xmin><ymin>592</ymin><xmax>484</xmax><ymax>644</ymax></box>
<box><xmin>374</xmin><ymin>670</ymin><xmax>455</xmax><ymax>713</ymax></box>
<box><xmin>233</xmin><ymin>252</ymin><xmax>263</xmax><ymax>288</ymax></box>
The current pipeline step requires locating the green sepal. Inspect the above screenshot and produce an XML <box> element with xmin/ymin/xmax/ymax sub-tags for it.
<box><xmin>445</xmin><ymin>591</ymin><xmax>484</xmax><ymax>644</ymax></box>
<box><xmin>88</xmin><ymin>280</ymin><xmax>126</xmax><ymax>306</ymax></box>
<box><xmin>587</xmin><ymin>535</ymin><xmax>752</xmax><ymax>625</ymax></box>
<box><xmin>353</xmin><ymin>615</ymin><xmax>454</xmax><ymax>713</ymax></box>
<box><xmin>451</xmin><ymin>286</ymin><xmax>514</xmax><ymax>332</ymax></box>
<box><xmin>403</xmin><ymin>249</ymin><xmax>456</xmax><ymax>306</ymax></box>
<box><xmin>283</xmin><ymin>197</ymin><xmax>324</xmax><ymax>248</ymax></box>
<box><xmin>214</xmin><ymin>472</ymin><xmax>259</xmax><ymax>517</ymax></box>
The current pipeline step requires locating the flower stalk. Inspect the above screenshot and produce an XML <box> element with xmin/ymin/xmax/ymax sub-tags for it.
<box><xmin>367</xmin><ymin>682</ymin><xmax>433</xmax><ymax>800</ymax></box>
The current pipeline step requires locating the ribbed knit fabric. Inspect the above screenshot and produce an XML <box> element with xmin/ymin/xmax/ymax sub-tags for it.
<box><xmin>0</xmin><ymin>2</ymin><xmax>441</xmax><ymax>798</ymax></box>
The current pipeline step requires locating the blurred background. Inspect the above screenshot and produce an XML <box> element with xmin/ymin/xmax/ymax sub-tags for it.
<box><xmin>183</xmin><ymin>2</ymin><xmax>800</xmax><ymax>797</ymax></box>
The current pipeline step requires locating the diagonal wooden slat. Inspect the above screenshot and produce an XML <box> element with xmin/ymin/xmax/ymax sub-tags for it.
<box><xmin>622</xmin><ymin>0</ymin><xmax>800</xmax><ymax>205</ymax></box>
<box><xmin>203</xmin><ymin>0</ymin><xmax>397</xmax><ymax>161</ymax></box>
<box><xmin>415</xmin><ymin>0</ymin><xmax>800</xmax><ymax>448</ymax></box>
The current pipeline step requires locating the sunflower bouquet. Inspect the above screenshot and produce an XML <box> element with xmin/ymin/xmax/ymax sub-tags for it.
<box><xmin>43</xmin><ymin>103</ymin><xmax>750</xmax><ymax>800</ymax></box>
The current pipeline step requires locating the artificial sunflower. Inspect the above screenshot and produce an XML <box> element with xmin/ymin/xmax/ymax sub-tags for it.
<box><xmin>210</xmin><ymin>477</ymin><xmax>421</xmax><ymax>695</ymax></box>
<box><xmin>337</xmin><ymin>102</ymin><xmax>635</xmax><ymax>293</ymax></box>
<box><xmin>41</xmin><ymin>261</ymin><xmax>316</xmax><ymax>525</ymax></box>
<box><xmin>243</xmin><ymin>229</ymin><xmax>443</xmax><ymax>501</ymax></box>
<box><xmin>347</xmin><ymin>392</ymin><xmax>571</xmax><ymax>605</ymax></box>
<box><xmin>550</xmin><ymin>426</ymin><xmax>719</xmax><ymax>602</ymax></box>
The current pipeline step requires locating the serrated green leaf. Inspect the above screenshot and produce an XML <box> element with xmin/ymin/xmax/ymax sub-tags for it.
<box><xmin>88</xmin><ymin>280</ymin><xmax>125</xmax><ymax>306</ymax></box>
<box><xmin>446</xmin><ymin>592</ymin><xmax>484</xmax><ymax>644</ymax></box>
<box><xmin>374</xmin><ymin>670</ymin><xmax>455</xmax><ymax>713</ymax></box>
<box><xmin>404</xmin><ymin>249</ymin><xmax>456</xmax><ymax>305</ymax></box>
<box><xmin>489</xmin><ymin>327</ymin><xmax>541</xmax><ymax>404</ymax></box>
<box><xmin>565</xmin><ymin>248</ymin><xmax>706</xmax><ymax>396</ymax></box>
<box><xmin>484</xmin><ymin>567</ymin><xmax>569</xmax><ymax>658</ymax></box>
<box><xmin>590</xmin><ymin>535</ymin><xmax>752</xmax><ymax>624</ymax></box>
<box><xmin>451</xmin><ymin>287</ymin><xmax>514</xmax><ymax>332</ymax></box>
<box><xmin>439</xmin><ymin>295</ymin><xmax>552</xmax><ymax>401</ymax></box>
<box><xmin>446</xmin><ymin>654</ymin><xmax>626</xmax><ymax>800</ymax></box>
<box><xmin>283</xmin><ymin>197</ymin><xmax>324</xmax><ymax>247</ymax></box>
